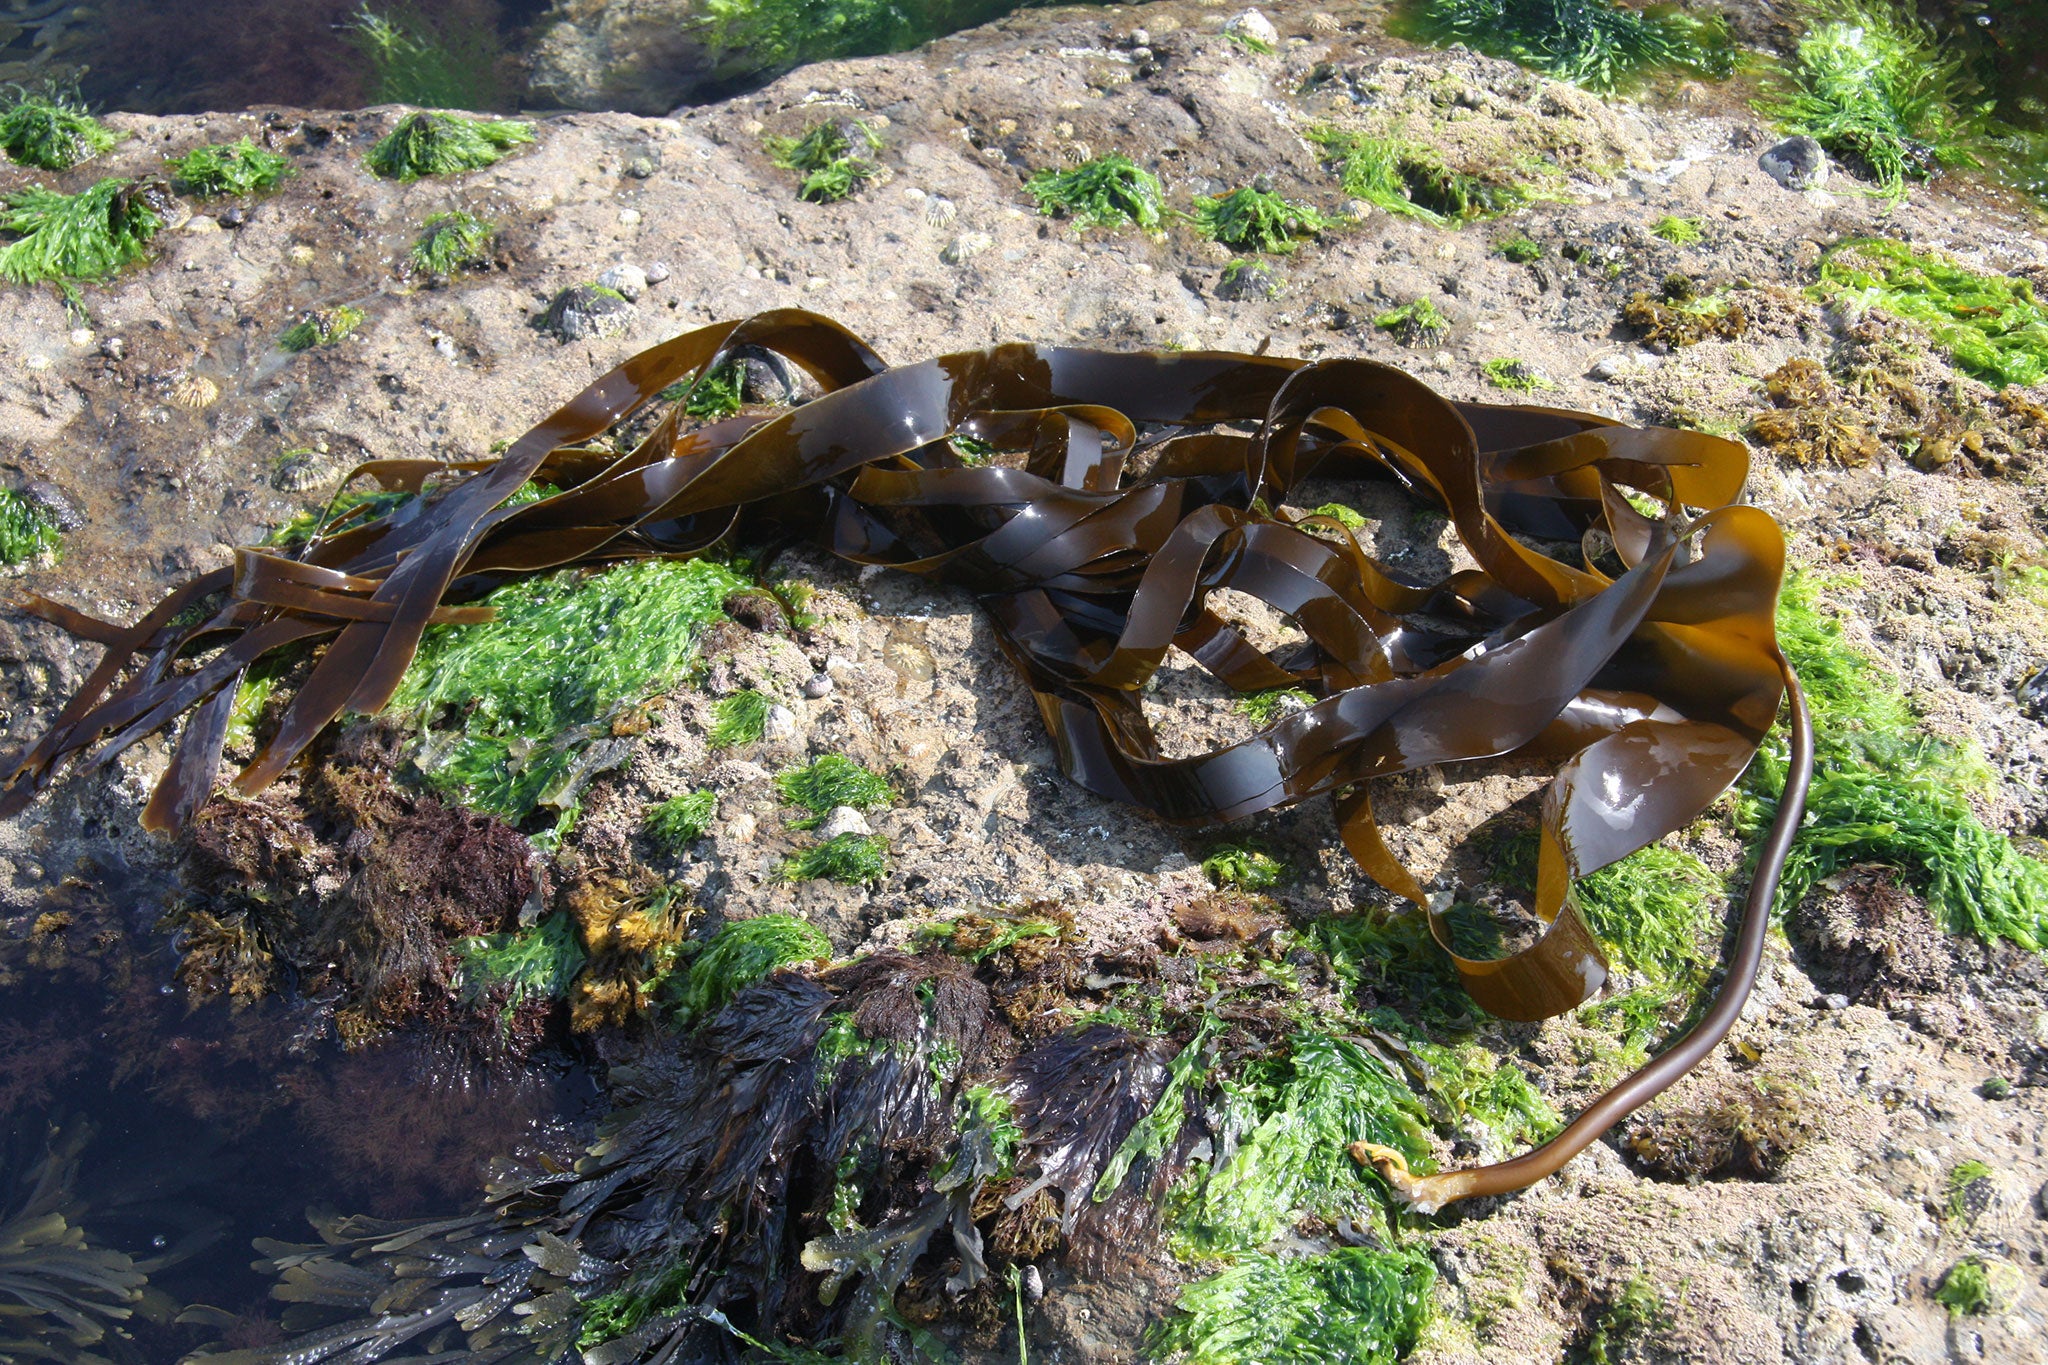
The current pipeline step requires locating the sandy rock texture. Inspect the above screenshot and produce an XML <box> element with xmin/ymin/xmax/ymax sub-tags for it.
<box><xmin>2</xmin><ymin>1</ymin><xmax>2047</xmax><ymax>1362</ymax></box>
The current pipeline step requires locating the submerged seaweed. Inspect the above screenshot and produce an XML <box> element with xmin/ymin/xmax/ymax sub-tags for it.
<box><xmin>1307</xmin><ymin>127</ymin><xmax>1524</xmax><ymax>227</ymax></box>
<box><xmin>0</xmin><ymin>1121</ymin><xmax>152</xmax><ymax>1364</ymax></box>
<box><xmin>1400</xmin><ymin>0</ymin><xmax>1733</xmax><ymax>90</ymax></box>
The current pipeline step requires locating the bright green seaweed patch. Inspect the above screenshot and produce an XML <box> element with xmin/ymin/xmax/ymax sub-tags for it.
<box><xmin>777</xmin><ymin>754</ymin><xmax>893</xmax><ymax>823</ymax></box>
<box><xmin>1202</xmin><ymin>842</ymin><xmax>1284</xmax><ymax>891</ymax></box>
<box><xmin>456</xmin><ymin>912</ymin><xmax>587</xmax><ymax>1012</ymax></box>
<box><xmin>1095</xmin><ymin>1017</ymin><xmax>1225</xmax><ymax>1202</ymax></box>
<box><xmin>674</xmin><ymin>358</ymin><xmax>747</xmax><ymax>418</ymax></box>
<box><xmin>673</xmin><ymin>914</ymin><xmax>831</xmax><ymax>1023</ymax></box>
<box><xmin>1399</xmin><ymin>0</ymin><xmax>1733</xmax><ymax>91</ymax></box>
<box><xmin>1159</xmin><ymin>1245</ymin><xmax>1435</xmax><ymax>1365</ymax></box>
<box><xmin>1238</xmin><ymin>688</ymin><xmax>1313</xmax><ymax>726</ymax></box>
<box><xmin>1497</xmin><ymin>233</ymin><xmax>1543</xmax><ymax>263</ymax></box>
<box><xmin>646</xmin><ymin>789</ymin><xmax>718</xmax><ymax>853</ymax></box>
<box><xmin>1169</xmin><ymin>1031</ymin><xmax>1432</xmax><ymax>1257</ymax></box>
<box><xmin>782</xmin><ymin>832</ymin><xmax>889</xmax><ymax>885</ymax></box>
<box><xmin>1934</xmin><ymin>1256</ymin><xmax>1996</xmax><ymax>1316</ymax></box>
<box><xmin>165</xmin><ymin>137</ymin><xmax>292</xmax><ymax>197</ymax></box>
<box><xmin>1025</xmin><ymin>153</ymin><xmax>1165</xmax><ymax>231</ymax></box>
<box><xmin>1650</xmin><ymin>214</ymin><xmax>1703</xmax><ymax>245</ymax></box>
<box><xmin>0</xmin><ymin>90</ymin><xmax>116</xmax><ymax>171</ymax></box>
<box><xmin>1483</xmin><ymin>358</ymin><xmax>1555</xmax><ymax>392</ymax></box>
<box><xmin>349</xmin><ymin>5</ymin><xmax>512</xmax><ymax>112</ymax></box>
<box><xmin>1374</xmin><ymin>297</ymin><xmax>1450</xmax><ymax>346</ymax></box>
<box><xmin>0</xmin><ymin>180</ymin><xmax>163</xmax><ymax>286</ymax></box>
<box><xmin>0</xmin><ymin>490</ymin><xmax>60</xmax><ymax>565</ymax></box>
<box><xmin>1309</xmin><ymin>502</ymin><xmax>1366</xmax><ymax>530</ymax></box>
<box><xmin>1193</xmin><ymin>185</ymin><xmax>1337</xmax><ymax>254</ymax></box>
<box><xmin>1745</xmin><ymin>571</ymin><xmax>2048</xmax><ymax>950</ymax></box>
<box><xmin>365</xmin><ymin>111</ymin><xmax>534</xmax><ymax>181</ymax></box>
<box><xmin>765</xmin><ymin>121</ymin><xmax>882</xmax><ymax>203</ymax></box>
<box><xmin>408</xmin><ymin>210</ymin><xmax>494</xmax><ymax>277</ymax></box>
<box><xmin>391</xmin><ymin>557</ymin><xmax>749</xmax><ymax>821</ymax></box>
<box><xmin>1307</xmin><ymin>127</ymin><xmax>1525</xmax><ymax>228</ymax></box>
<box><xmin>278</xmin><ymin>305</ymin><xmax>365</xmax><ymax>353</ymax></box>
<box><xmin>1757</xmin><ymin>1</ymin><xmax>1984</xmax><ymax>197</ymax></box>
<box><xmin>1813</xmin><ymin>238</ymin><xmax>2048</xmax><ymax>388</ymax></box>
<box><xmin>1580</xmin><ymin>1275</ymin><xmax>1666</xmax><ymax>1364</ymax></box>
<box><xmin>710</xmin><ymin>688</ymin><xmax>774</xmax><ymax>746</ymax></box>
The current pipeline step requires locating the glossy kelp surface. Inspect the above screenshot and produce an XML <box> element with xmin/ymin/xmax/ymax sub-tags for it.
<box><xmin>4</xmin><ymin>310</ymin><xmax>1805</xmax><ymax>1209</ymax></box>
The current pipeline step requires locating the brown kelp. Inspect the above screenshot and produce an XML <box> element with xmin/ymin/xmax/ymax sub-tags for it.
<box><xmin>0</xmin><ymin>311</ymin><xmax>1811</xmax><ymax>1211</ymax></box>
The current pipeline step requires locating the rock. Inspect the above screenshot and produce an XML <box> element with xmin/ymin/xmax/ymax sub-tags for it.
<box><xmin>1216</xmin><ymin>259</ymin><xmax>1281</xmax><ymax>301</ymax></box>
<box><xmin>596</xmin><ymin>263</ymin><xmax>649</xmax><ymax>301</ymax></box>
<box><xmin>1760</xmin><ymin>135</ymin><xmax>1829</xmax><ymax>191</ymax></box>
<box><xmin>803</xmin><ymin>673</ymin><xmax>834</xmax><ymax>699</ymax></box>
<box><xmin>2019</xmin><ymin>666</ymin><xmax>2048</xmax><ymax>716</ymax></box>
<box><xmin>816</xmin><ymin>806</ymin><xmax>871</xmax><ymax>840</ymax></box>
<box><xmin>22</xmin><ymin>480</ymin><xmax>82</xmax><ymax>531</ymax></box>
<box><xmin>761</xmin><ymin>704</ymin><xmax>799</xmax><ymax>742</ymax></box>
<box><xmin>1225</xmin><ymin>8</ymin><xmax>1278</xmax><ymax>47</ymax></box>
<box><xmin>540</xmin><ymin>284</ymin><xmax>635</xmax><ymax>342</ymax></box>
<box><xmin>643</xmin><ymin>260</ymin><xmax>672</xmax><ymax>284</ymax></box>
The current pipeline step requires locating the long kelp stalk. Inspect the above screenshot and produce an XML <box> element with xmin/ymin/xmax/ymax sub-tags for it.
<box><xmin>3</xmin><ymin>312</ymin><xmax>1805</xmax><ymax>1206</ymax></box>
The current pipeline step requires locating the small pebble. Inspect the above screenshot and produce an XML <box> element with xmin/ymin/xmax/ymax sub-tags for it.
<box><xmin>817</xmin><ymin>806</ymin><xmax>872</xmax><ymax>840</ymax></box>
<box><xmin>762</xmin><ymin>704</ymin><xmax>799</xmax><ymax>742</ymax></box>
<box><xmin>99</xmin><ymin>336</ymin><xmax>124</xmax><ymax>360</ymax></box>
<box><xmin>643</xmin><ymin>260</ymin><xmax>672</xmax><ymax>284</ymax></box>
<box><xmin>618</xmin><ymin>208</ymin><xmax>642</xmax><ymax>226</ymax></box>
<box><xmin>1588</xmin><ymin>354</ymin><xmax>1629</xmax><ymax>382</ymax></box>
<box><xmin>1225</xmin><ymin>8</ymin><xmax>1278</xmax><ymax>46</ymax></box>
<box><xmin>217</xmin><ymin>206</ymin><xmax>246</xmax><ymax>229</ymax></box>
<box><xmin>803</xmin><ymin>673</ymin><xmax>835</xmax><ymax>698</ymax></box>
<box><xmin>1821</xmin><ymin>993</ymin><xmax>1850</xmax><ymax>1011</ymax></box>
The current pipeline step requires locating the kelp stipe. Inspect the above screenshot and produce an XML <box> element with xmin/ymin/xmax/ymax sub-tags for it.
<box><xmin>3</xmin><ymin>310</ymin><xmax>1813</xmax><ymax>1208</ymax></box>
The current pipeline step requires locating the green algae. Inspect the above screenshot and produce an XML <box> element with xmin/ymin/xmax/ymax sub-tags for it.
<box><xmin>1400</xmin><ymin>0</ymin><xmax>1733</xmax><ymax>91</ymax></box>
<box><xmin>777</xmin><ymin>754</ymin><xmax>892</xmax><ymax>823</ymax></box>
<box><xmin>672</xmin><ymin>358</ymin><xmax>747</xmax><ymax>418</ymax></box>
<box><xmin>1650</xmin><ymin>214</ymin><xmax>1703</xmax><ymax>245</ymax></box>
<box><xmin>1158</xmin><ymin>1245</ymin><xmax>1435</xmax><ymax>1365</ymax></box>
<box><xmin>0</xmin><ymin>489</ymin><xmax>60</xmax><ymax>564</ymax></box>
<box><xmin>765</xmin><ymin>121</ymin><xmax>882</xmax><ymax>203</ymax></box>
<box><xmin>391</xmin><ymin>557</ymin><xmax>749</xmax><ymax>822</ymax></box>
<box><xmin>1202</xmin><ymin>842</ymin><xmax>1284</xmax><ymax>891</ymax></box>
<box><xmin>1945</xmin><ymin>1157</ymin><xmax>1994</xmax><ymax>1223</ymax></box>
<box><xmin>1168</xmin><ymin>1031</ymin><xmax>1432</xmax><ymax>1257</ymax></box>
<box><xmin>278</xmin><ymin>304</ymin><xmax>365</xmax><ymax>353</ymax></box>
<box><xmin>0</xmin><ymin>179</ymin><xmax>163</xmax><ymax>287</ymax></box>
<box><xmin>1308</xmin><ymin>502</ymin><xmax>1367</xmax><ymax>530</ymax></box>
<box><xmin>407</xmin><ymin>209</ymin><xmax>494</xmax><ymax>277</ymax></box>
<box><xmin>646</xmin><ymin>789</ymin><xmax>718</xmax><ymax>853</ymax></box>
<box><xmin>349</xmin><ymin>5</ymin><xmax>512</xmax><ymax>111</ymax></box>
<box><xmin>782</xmin><ymin>832</ymin><xmax>889</xmax><ymax>885</ymax></box>
<box><xmin>265</xmin><ymin>488</ymin><xmax>415</xmax><ymax>550</ymax></box>
<box><xmin>1497</xmin><ymin>233</ymin><xmax>1543</xmax><ymax>263</ymax></box>
<box><xmin>1025</xmin><ymin>153</ymin><xmax>1165</xmax><ymax>231</ymax></box>
<box><xmin>709</xmin><ymin>688</ymin><xmax>774</xmax><ymax>746</ymax></box>
<box><xmin>0</xmin><ymin>89</ymin><xmax>116</xmax><ymax>171</ymax></box>
<box><xmin>1814</xmin><ymin>238</ymin><xmax>2048</xmax><ymax>388</ymax></box>
<box><xmin>1307</xmin><ymin>128</ymin><xmax>1523</xmax><ymax>228</ymax></box>
<box><xmin>364</xmin><ymin>111</ymin><xmax>534</xmax><ymax>181</ymax></box>
<box><xmin>1193</xmin><ymin>185</ymin><xmax>1337</xmax><ymax>254</ymax></box>
<box><xmin>1410</xmin><ymin>1038</ymin><xmax>1562</xmax><ymax>1148</ymax></box>
<box><xmin>673</xmin><ymin>913</ymin><xmax>831</xmax><ymax>1023</ymax></box>
<box><xmin>1578</xmin><ymin>1275</ymin><xmax>1665</xmax><ymax>1364</ymax></box>
<box><xmin>165</xmin><ymin>137</ymin><xmax>292</xmax><ymax>197</ymax></box>
<box><xmin>1935</xmin><ymin>1256</ymin><xmax>1995</xmax><ymax>1316</ymax></box>
<box><xmin>1483</xmin><ymin>358</ymin><xmax>1555</xmax><ymax>391</ymax></box>
<box><xmin>1238</xmin><ymin>688</ymin><xmax>1314</xmax><ymax>726</ymax></box>
<box><xmin>1758</xmin><ymin>1</ymin><xmax>1984</xmax><ymax>197</ymax></box>
<box><xmin>1744</xmin><ymin>570</ymin><xmax>2048</xmax><ymax>950</ymax></box>
<box><xmin>1093</xmin><ymin>1016</ymin><xmax>1226</xmax><ymax>1202</ymax></box>
<box><xmin>456</xmin><ymin>912</ymin><xmax>587</xmax><ymax>1012</ymax></box>
<box><xmin>1373</xmin><ymin>298</ymin><xmax>1449</xmax><ymax>345</ymax></box>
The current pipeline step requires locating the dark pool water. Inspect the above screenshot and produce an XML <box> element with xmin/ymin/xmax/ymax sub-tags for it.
<box><xmin>0</xmin><ymin>938</ymin><xmax>601</xmax><ymax>1353</ymax></box>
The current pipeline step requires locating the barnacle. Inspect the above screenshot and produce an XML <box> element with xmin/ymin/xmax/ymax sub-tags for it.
<box><xmin>4</xmin><ymin>311</ymin><xmax>1816</xmax><ymax>1216</ymax></box>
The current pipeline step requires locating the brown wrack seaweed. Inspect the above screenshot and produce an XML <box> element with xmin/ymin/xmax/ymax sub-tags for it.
<box><xmin>3</xmin><ymin>311</ymin><xmax>1812</xmax><ymax>1232</ymax></box>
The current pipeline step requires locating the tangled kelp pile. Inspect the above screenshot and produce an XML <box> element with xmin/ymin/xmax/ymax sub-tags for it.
<box><xmin>2</xmin><ymin>310</ymin><xmax>1812</xmax><ymax>1200</ymax></box>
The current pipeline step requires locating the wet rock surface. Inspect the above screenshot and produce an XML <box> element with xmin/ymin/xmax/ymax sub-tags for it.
<box><xmin>1</xmin><ymin>2</ymin><xmax>2046</xmax><ymax>1362</ymax></box>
